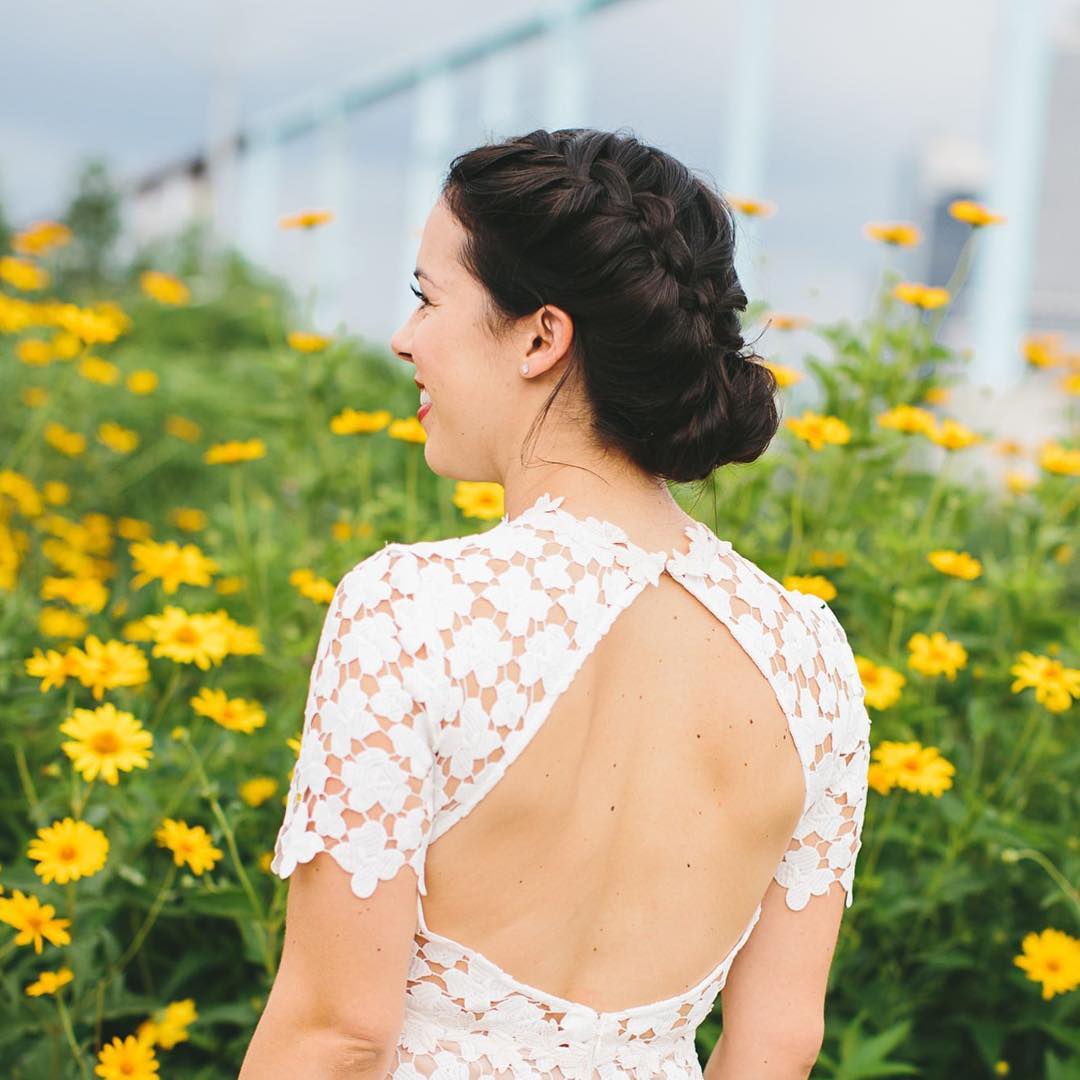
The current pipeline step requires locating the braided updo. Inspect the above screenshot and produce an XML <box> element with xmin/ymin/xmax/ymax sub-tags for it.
<box><xmin>441</xmin><ymin>127</ymin><xmax>780</xmax><ymax>485</ymax></box>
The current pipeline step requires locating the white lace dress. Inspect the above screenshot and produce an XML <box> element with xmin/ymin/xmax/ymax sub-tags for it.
<box><xmin>270</xmin><ymin>491</ymin><xmax>872</xmax><ymax>1078</ymax></box>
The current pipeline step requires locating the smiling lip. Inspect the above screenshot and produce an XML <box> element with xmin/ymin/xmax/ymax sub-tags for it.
<box><xmin>417</xmin><ymin>402</ymin><xmax>433</xmax><ymax>421</ymax></box>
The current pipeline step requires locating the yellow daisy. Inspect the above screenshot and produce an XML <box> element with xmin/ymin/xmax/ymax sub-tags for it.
<box><xmin>43</xmin><ymin>421</ymin><xmax>87</xmax><ymax>457</ymax></box>
<box><xmin>129</xmin><ymin>538</ymin><xmax>219</xmax><ymax>593</ymax></box>
<box><xmin>287</xmin><ymin>331</ymin><xmax>331</xmax><ymax>353</ymax></box>
<box><xmin>907</xmin><ymin>631</ymin><xmax>968</xmax><ymax>680</ymax></box>
<box><xmin>13</xmin><ymin>220</ymin><xmax>72</xmax><ymax>256</ymax></box>
<box><xmin>97</xmin><ymin>420</ymin><xmax>139</xmax><ymax>454</ymax></box>
<box><xmin>239</xmin><ymin>777</ymin><xmax>278</xmax><ymax>807</ymax></box>
<box><xmin>39</xmin><ymin>606</ymin><xmax>88</xmax><ymax>641</ymax></box>
<box><xmin>870</xmin><ymin>740</ymin><xmax>956</xmax><ymax>797</ymax></box>
<box><xmin>854</xmin><ymin>657</ymin><xmax>906</xmax><ymax>710</ymax></box>
<box><xmin>926</xmin><ymin>418</ymin><xmax>981</xmax><ymax>450</ymax></box>
<box><xmin>454</xmin><ymin>481</ymin><xmax>505</xmax><ymax>521</ymax></box>
<box><xmin>927</xmin><ymin>550</ymin><xmax>983</xmax><ymax>580</ymax></box>
<box><xmin>139</xmin><ymin>270</ymin><xmax>191</xmax><ymax>306</ymax></box>
<box><xmin>165</xmin><ymin>415</ymin><xmax>202</xmax><ymax>442</ymax></box>
<box><xmin>862</xmin><ymin>221</ymin><xmax>922</xmax><ymax>246</ymax></box>
<box><xmin>215</xmin><ymin>611</ymin><xmax>264</xmax><ymax>656</ymax></box>
<box><xmin>203</xmin><ymin>438</ymin><xmax>266</xmax><ymax>464</ymax></box>
<box><xmin>893</xmin><ymin>282</ymin><xmax>951</xmax><ymax>309</ymax></box>
<box><xmin>330</xmin><ymin>408</ymin><xmax>392</xmax><ymax>435</ymax></box>
<box><xmin>79</xmin><ymin>355</ymin><xmax>122</xmax><ymax>385</ymax></box>
<box><xmin>59</xmin><ymin>702</ymin><xmax>154</xmax><ymax>786</ymax></box>
<box><xmin>27</xmin><ymin>817</ymin><xmax>109</xmax><ymax>884</ymax></box>
<box><xmin>1010</xmin><ymin>651</ymin><xmax>1080</xmax><ymax>714</ymax></box>
<box><xmin>40</xmin><ymin>574</ymin><xmax>108</xmax><ymax>613</ymax></box>
<box><xmin>948</xmin><ymin>199</ymin><xmax>1006</xmax><ymax>227</ymax></box>
<box><xmin>189</xmin><ymin>687</ymin><xmax>267</xmax><ymax>734</ymax></box>
<box><xmin>0</xmin><ymin>255</ymin><xmax>50</xmax><ymax>291</ymax></box>
<box><xmin>784</xmin><ymin>411</ymin><xmax>851</xmax><ymax>451</ymax></box>
<box><xmin>167</xmin><ymin>508</ymin><xmax>208</xmax><ymax>533</ymax></box>
<box><xmin>127</xmin><ymin>369</ymin><xmax>159</xmax><ymax>395</ymax></box>
<box><xmin>0</xmin><ymin>888</ymin><xmax>73</xmax><ymax>953</ymax></box>
<box><xmin>67</xmin><ymin>634</ymin><xmax>151</xmax><ymax>701</ymax></box>
<box><xmin>1038</xmin><ymin>441</ymin><xmax>1080</xmax><ymax>477</ymax></box>
<box><xmin>136</xmin><ymin>998</ymin><xmax>198</xmax><ymax>1049</ymax></box>
<box><xmin>154</xmin><ymin>819</ymin><xmax>223</xmax><ymax>875</ymax></box>
<box><xmin>95</xmin><ymin>1034</ymin><xmax>160</xmax><ymax>1079</ymax></box>
<box><xmin>782</xmin><ymin>574</ymin><xmax>837</xmax><ymax>602</ymax></box>
<box><xmin>25</xmin><ymin>966</ymin><xmax>75</xmax><ymax>996</ymax></box>
<box><xmin>278</xmin><ymin>208</ymin><xmax>334</xmax><ymax>230</ymax></box>
<box><xmin>16</xmin><ymin>338</ymin><xmax>53</xmax><ymax>365</ymax></box>
<box><xmin>760</xmin><ymin>360</ymin><xmax>801</xmax><ymax>388</ymax></box>
<box><xmin>387</xmin><ymin>416</ymin><xmax>427</xmax><ymax>443</ymax></box>
<box><xmin>24</xmin><ymin>646</ymin><xmax>82</xmax><ymax>693</ymax></box>
<box><xmin>143</xmin><ymin>607</ymin><xmax>230</xmax><ymax>670</ymax></box>
<box><xmin>1013</xmin><ymin>928</ymin><xmax>1080</xmax><ymax>1000</ymax></box>
<box><xmin>725</xmin><ymin>195</ymin><xmax>777</xmax><ymax>217</ymax></box>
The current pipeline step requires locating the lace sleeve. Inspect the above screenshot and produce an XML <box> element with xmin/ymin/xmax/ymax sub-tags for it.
<box><xmin>269</xmin><ymin>546</ymin><xmax>437</xmax><ymax>900</ymax></box>
<box><xmin>773</xmin><ymin>598</ymin><xmax>872</xmax><ymax>912</ymax></box>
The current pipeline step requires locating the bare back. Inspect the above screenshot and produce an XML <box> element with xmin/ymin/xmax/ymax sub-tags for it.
<box><xmin>423</xmin><ymin>556</ymin><xmax>807</xmax><ymax>1011</ymax></box>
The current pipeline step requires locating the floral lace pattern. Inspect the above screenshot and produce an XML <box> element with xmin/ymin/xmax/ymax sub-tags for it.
<box><xmin>270</xmin><ymin>491</ymin><xmax>872</xmax><ymax>1077</ymax></box>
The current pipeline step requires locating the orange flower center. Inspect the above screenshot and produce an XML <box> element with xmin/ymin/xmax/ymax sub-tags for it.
<box><xmin>92</xmin><ymin>731</ymin><xmax>121</xmax><ymax>753</ymax></box>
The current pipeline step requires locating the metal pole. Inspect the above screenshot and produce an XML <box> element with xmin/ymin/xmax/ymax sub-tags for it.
<box><xmin>397</xmin><ymin>64</ymin><xmax>458</xmax><ymax>330</ymax></box>
<box><xmin>968</xmin><ymin>0</ymin><xmax>1054</xmax><ymax>391</ymax></box>
<box><xmin>543</xmin><ymin>0</ymin><xmax>588</xmax><ymax>129</ymax></box>
<box><xmin>722</xmin><ymin>0</ymin><xmax>777</xmax><ymax>305</ymax></box>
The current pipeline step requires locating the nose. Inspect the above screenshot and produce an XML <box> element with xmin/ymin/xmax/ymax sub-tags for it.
<box><xmin>389</xmin><ymin>322</ymin><xmax>413</xmax><ymax>367</ymax></box>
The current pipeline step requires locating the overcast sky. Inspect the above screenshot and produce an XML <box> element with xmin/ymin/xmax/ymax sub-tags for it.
<box><xmin>2</xmin><ymin>0</ymin><xmax>1076</xmax><ymax>221</ymax></box>
<box><xmin>2</xmin><ymin>0</ymin><xmax>1077</xmax><ymax>365</ymax></box>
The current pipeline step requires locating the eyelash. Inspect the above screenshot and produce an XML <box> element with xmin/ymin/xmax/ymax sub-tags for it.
<box><xmin>410</xmin><ymin>283</ymin><xmax>430</xmax><ymax>308</ymax></box>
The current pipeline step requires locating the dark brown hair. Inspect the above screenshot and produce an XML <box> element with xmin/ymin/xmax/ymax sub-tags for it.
<box><xmin>441</xmin><ymin>127</ymin><xmax>780</xmax><ymax>485</ymax></box>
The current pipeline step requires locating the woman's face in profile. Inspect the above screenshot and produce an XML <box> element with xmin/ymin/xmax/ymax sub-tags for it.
<box><xmin>390</xmin><ymin>198</ymin><xmax>529</xmax><ymax>481</ymax></box>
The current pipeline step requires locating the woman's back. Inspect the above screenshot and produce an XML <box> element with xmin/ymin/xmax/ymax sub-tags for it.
<box><xmin>270</xmin><ymin>490</ymin><xmax>872</xmax><ymax>1077</ymax></box>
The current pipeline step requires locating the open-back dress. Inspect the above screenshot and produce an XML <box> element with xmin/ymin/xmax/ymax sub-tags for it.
<box><xmin>270</xmin><ymin>490</ymin><xmax>872</xmax><ymax>1078</ymax></box>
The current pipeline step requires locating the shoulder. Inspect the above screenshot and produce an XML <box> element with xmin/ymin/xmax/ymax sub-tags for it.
<box><xmin>330</xmin><ymin>528</ymin><xmax>508</xmax><ymax>640</ymax></box>
<box><xmin>803</xmin><ymin>597</ymin><xmax>871</xmax><ymax>754</ymax></box>
<box><xmin>336</xmin><ymin>532</ymin><xmax>474</xmax><ymax>595</ymax></box>
<box><xmin>725</xmin><ymin>547</ymin><xmax>870</xmax><ymax>743</ymax></box>
<box><xmin>337</xmin><ymin>522</ymin><xmax>530</xmax><ymax>597</ymax></box>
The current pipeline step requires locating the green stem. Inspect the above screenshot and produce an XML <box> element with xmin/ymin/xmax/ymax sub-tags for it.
<box><xmin>150</xmin><ymin>665</ymin><xmax>183</xmax><ymax>730</ymax></box>
<box><xmin>860</xmin><ymin>788</ymin><xmax>902</xmax><ymax>883</ymax></box>
<box><xmin>3</xmin><ymin>358</ymin><xmax>82</xmax><ymax>472</ymax></box>
<box><xmin>104</xmin><ymin>438</ymin><xmax>184</xmax><ymax>500</ymax></box>
<box><xmin>983</xmin><ymin>705</ymin><xmax>1044</xmax><ymax>805</ymax></box>
<box><xmin>1000</xmin><ymin>715</ymin><xmax>1054</xmax><ymax>812</ymax></box>
<box><xmin>55</xmin><ymin>992</ymin><xmax>91</xmax><ymax>1080</ymax></box>
<box><xmin>71</xmin><ymin>772</ymin><xmax>95</xmax><ymax>819</ymax></box>
<box><xmin>112</xmin><ymin>862</ymin><xmax>178</xmax><ymax>974</ymax></box>
<box><xmin>184</xmin><ymin>739</ymin><xmax>275</xmax><ymax>975</ymax></box>
<box><xmin>230</xmin><ymin>466</ymin><xmax>268</xmax><ymax>640</ymax></box>
<box><xmin>0</xmin><ymin>935</ymin><xmax>19</xmax><ymax>966</ymax></box>
<box><xmin>925</xmin><ymin>230</ymin><xmax>978</xmax><ymax>344</ymax></box>
<box><xmin>926</xmin><ymin>577</ymin><xmax>955</xmax><ymax>631</ymax></box>
<box><xmin>14</xmin><ymin>743</ymin><xmax>45</xmax><ymax>827</ymax></box>
<box><xmin>1004</xmin><ymin>849</ymin><xmax>1080</xmax><ymax>922</ymax></box>
<box><xmin>783</xmin><ymin>456</ymin><xmax>809</xmax><ymax>578</ymax></box>
<box><xmin>408</xmin><ymin>441</ymin><xmax>421</xmax><ymax>538</ymax></box>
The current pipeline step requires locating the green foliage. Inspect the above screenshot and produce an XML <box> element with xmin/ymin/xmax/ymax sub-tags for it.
<box><xmin>0</xmin><ymin>193</ymin><xmax>1077</xmax><ymax>1079</ymax></box>
<box><xmin>814</xmin><ymin>1012</ymin><xmax>918</xmax><ymax>1078</ymax></box>
<box><xmin>52</xmin><ymin>158</ymin><xmax>124</xmax><ymax>299</ymax></box>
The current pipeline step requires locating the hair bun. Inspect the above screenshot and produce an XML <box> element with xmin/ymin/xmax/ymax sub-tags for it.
<box><xmin>443</xmin><ymin>127</ymin><xmax>783</xmax><ymax>485</ymax></box>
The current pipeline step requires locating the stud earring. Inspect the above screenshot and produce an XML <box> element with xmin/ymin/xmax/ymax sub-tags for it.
<box><xmin>520</xmin><ymin>363</ymin><xmax>530</xmax><ymax>375</ymax></box>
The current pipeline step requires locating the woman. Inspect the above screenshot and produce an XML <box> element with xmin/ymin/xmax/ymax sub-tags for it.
<box><xmin>242</xmin><ymin>127</ymin><xmax>871</xmax><ymax>1079</ymax></box>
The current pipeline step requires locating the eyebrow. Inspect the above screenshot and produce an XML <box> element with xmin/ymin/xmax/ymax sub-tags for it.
<box><xmin>413</xmin><ymin>268</ymin><xmax>436</xmax><ymax>286</ymax></box>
